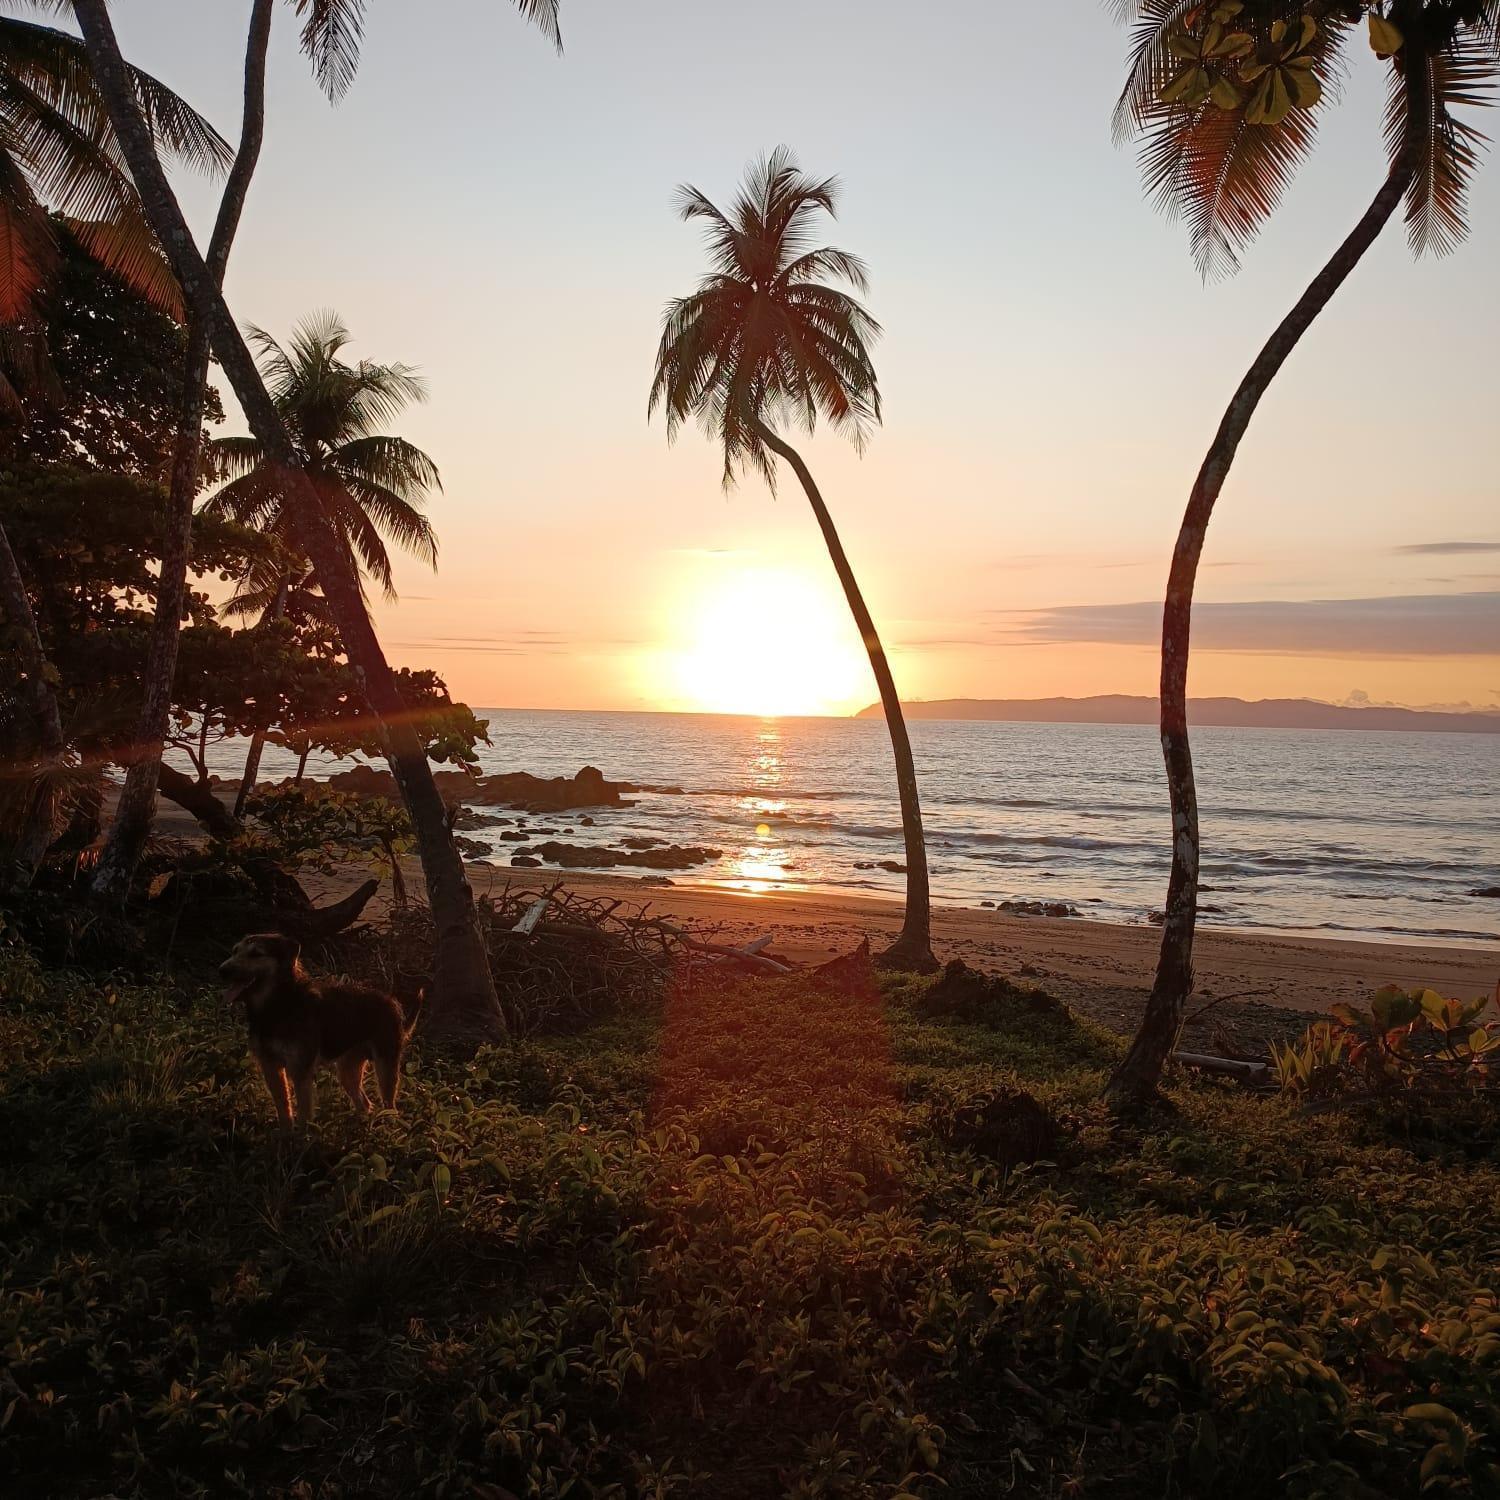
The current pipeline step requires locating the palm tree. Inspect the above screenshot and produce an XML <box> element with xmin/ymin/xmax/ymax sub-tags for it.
<box><xmin>1104</xmin><ymin>0</ymin><xmax>1494</xmax><ymax>1109</ymax></box>
<box><xmin>0</xmin><ymin>5</ymin><xmax>227</xmax><ymax>888</ymax></box>
<box><xmin>93</xmin><ymin>0</ymin><xmax>512</xmax><ymax>901</ymax></box>
<box><xmin>71</xmin><ymin>0</ymin><xmax>562</xmax><ymax>1046</ymax></box>
<box><xmin>201</xmin><ymin>312</ymin><xmax>443</xmax><ymax>815</ymax></box>
<box><xmin>0</xmin><ymin>7</ymin><xmax>229</xmax><ymax>325</ymax></box>
<box><xmin>90</xmin><ymin>0</ymin><xmax>273</xmax><ymax>901</ymax></box>
<box><xmin>650</xmin><ymin>148</ymin><xmax>936</xmax><ymax>973</ymax></box>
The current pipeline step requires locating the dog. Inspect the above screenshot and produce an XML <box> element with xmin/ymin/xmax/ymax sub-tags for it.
<box><xmin>219</xmin><ymin>933</ymin><xmax>419</xmax><ymax>1126</ymax></box>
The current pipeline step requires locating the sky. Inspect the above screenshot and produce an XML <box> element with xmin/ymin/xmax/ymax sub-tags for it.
<box><xmin>109</xmin><ymin>0</ymin><xmax>1499</xmax><ymax>715</ymax></box>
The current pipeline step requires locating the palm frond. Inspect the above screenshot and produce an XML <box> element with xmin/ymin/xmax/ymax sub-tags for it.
<box><xmin>293</xmin><ymin>0</ymin><xmax>366</xmax><ymax>102</ymax></box>
<box><xmin>1</xmin><ymin>17</ymin><xmax>231</xmax><ymax>175</ymax></box>
<box><xmin>511</xmin><ymin>0</ymin><xmax>564</xmax><ymax>53</ymax></box>
<box><xmin>650</xmin><ymin>147</ymin><xmax>882</xmax><ymax>487</ymax></box>
<box><xmin>204</xmin><ymin>311</ymin><xmax>441</xmax><ymax>599</ymax></box>
<box><xmin>1114</xmin><ymin>2</ymin><xmax>1353</xmax><ymax>278</ymax></box>
<box><xmin>1387</xmin><ymin>24</ymin><xmax>1495</xmax><ymax>257</ymax></box>
<box><xmin>328</xmin><ymin>433</ymin><xmax>442</xmax><ymax>500</ymax></box>
<box><xmin>337</xmin><ymin>475</ymin><xmax>438</xmax><ymax>571</ymax></box>
<box><xmin>203</xmin><ymin>434</ymin><xmax>270</xmax><ymax>484</ymax></box>
<box><xmin>64</xmin><ymin>212</ymin><xmax>182</xmax><ymax>316</ymax></box>
<box><xmin>0</xmin><ymin>162</ymin><xmax>55</xmax><ymax>322</ymax></box>
<box><xmin>322</xmin><ymin>481</ymin><xmax>397</xmax><ymax>597</ymax></box>
<box><xmin>200</xmin><ymin>463</ymin><xmax>291</xmax><ymax>529</ymax></box>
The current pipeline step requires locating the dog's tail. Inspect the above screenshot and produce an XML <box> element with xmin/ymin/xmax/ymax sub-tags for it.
<box><xmin>401</xmin><ymin>986</ymin><xmax>425</xmax><ymax>1041</ymax></box>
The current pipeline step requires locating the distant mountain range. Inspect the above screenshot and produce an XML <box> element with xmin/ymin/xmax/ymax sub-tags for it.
<box><xmin>854</xmin><ymin>695</ymin><xmax>1500</xmax><ymax>734</ymax></box>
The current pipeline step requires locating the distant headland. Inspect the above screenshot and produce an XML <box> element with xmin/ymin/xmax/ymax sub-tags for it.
<box><xmin>855</xmin><ymin>695</ymin><xmax>1500</xmax><ymax>734</ymax></box>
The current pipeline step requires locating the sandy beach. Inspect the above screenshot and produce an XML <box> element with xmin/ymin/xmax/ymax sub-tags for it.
<box><xmin>356</xmin><ymin>855</ymin><xmax>1497</xmax><ymax>1046</ymax></box>
<box><xmin>148</xmin><ymin>794</ymin><xmax>1497</xmax><ymax>1045</ymax></box>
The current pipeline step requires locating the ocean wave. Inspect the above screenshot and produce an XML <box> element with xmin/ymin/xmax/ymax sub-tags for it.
<box><xmin>692</xmin><ymin>786</ymin><xmax>861</xmax><ymax>802</ymax></box>
<box><xmin>932</xmin><ymin>792</ymin><xmax>1495</xmax><ymax>834</ymax></box>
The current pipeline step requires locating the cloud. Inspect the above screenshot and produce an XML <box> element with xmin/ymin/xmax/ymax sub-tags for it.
<box><xmin>1002</xmin><ymin>592</ymin><xmax>1500</xmax><ymax>657</ymax></box>
<box><xmin>1396</xmin><ymin>541</ymin><xmax>1500</xmax><ymax>556</ymax></box>
<box><xmin>390</xmin><ymin>629</ymin><xmax>645</xmax><ymax>657</ymax></box>
<box><xmin>989</xmin><ymin>552</ymin><xmax>1248</xmax><ymax>573</ymax></box>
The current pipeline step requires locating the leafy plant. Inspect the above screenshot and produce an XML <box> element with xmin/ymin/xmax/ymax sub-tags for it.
<box><xmin>243</xmin><ymin>783</ymin><xmax>413</xmax><ymax>902</ymax></box>
<box><xmin>4</xmin><ymin>947</ymin><xmax>1498</xmax><ymax>1496</ymax></box>
<box><xmin>1274</xmin><ymin>984</ymin><xmax>1500</xmax><ymax>1100</ymax></box>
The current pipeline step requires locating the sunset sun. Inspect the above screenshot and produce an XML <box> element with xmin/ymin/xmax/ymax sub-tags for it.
<box><xmin>664</xmin><ymin>567</ymin><xmax>869</xmax><ymax>717</ymax></box>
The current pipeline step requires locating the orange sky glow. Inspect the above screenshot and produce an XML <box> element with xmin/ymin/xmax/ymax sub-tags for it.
<box><xmin>118</xmin><ymin>0</ymin><xmax>1498</xmax><ymax>719</ymax></box>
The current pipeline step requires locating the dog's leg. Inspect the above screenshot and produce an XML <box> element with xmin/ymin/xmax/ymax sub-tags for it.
<box><xmin>255</xmin><ymin>1053</ymin><xmax>292</xmax><ymax>1127</ymax></box>
<box><xmin>373</xmin><ymin>1045</ymin><xmax>401</xmax><ymax>1112</ymax></box>
<box><xmin>292</xmin><ymin>1068</ymin><xmax>317</xmax><ymax>1126</ymax></box>
<box><xmin>336</xmin><ymin>1052</ymin><xmax>372</xmax><ymax>1114</ymax></box>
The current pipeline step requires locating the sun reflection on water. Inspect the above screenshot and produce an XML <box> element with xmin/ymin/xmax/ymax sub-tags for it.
<box><xmin>726</xmin><ymin>720</ymin><xmax>794</xmax><ymax>892</ymax></box>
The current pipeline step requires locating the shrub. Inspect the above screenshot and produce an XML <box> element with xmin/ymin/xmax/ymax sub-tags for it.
<box><xmin>2</xmin><ymin>952</ymin><xmax>1497</xmax><ymax>1496</ymax></box>
<box><xmin>1274</xmin><ymin>985</ymin><xmax>1500</xmax><ymax>1104</ymax></box>
<box><xmin>925</xmin><ymin>1082</ymin><xmax>1060</xmax><ymax>1166</ymax></box>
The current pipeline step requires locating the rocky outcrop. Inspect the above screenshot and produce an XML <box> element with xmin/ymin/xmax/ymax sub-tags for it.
<box><xmin>528</xmin><ymin>841</ymin><xmax>721</xmax><ymax>871</ymax></box>
<box><xmin>999</xmin><ymin>899</ymin><xmax>1079</xmax><ymax>919</ymax></box>
<box><xmin>452</xmin><ymin>808</ymin><xmax>512</xmax><ymax>830</ymax></box>
<box><xmin>321</xmin><ymin>764</ymin><xmax>404</xmax><ymax>800</ymax></box>
<box><xmin>463</xmin><ymin>766</ymin><xmax>632</xmax><ymax>811</ymax></box>
<box><xmin>324</xmin><ymin>763</ymin><xmax>634</xmax><ymax>813</ymax></box>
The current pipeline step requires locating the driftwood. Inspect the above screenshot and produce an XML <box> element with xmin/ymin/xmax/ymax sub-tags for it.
<box><xmin>1171</xmin><ymin>1050</ymin><xmax>1272</xmax><ymax>1086</ymax></box>
<box><xmin>156</xmin><ymin>763</ymin><xmax>240</xmax><ymax>839</ymax></box>
<box><xmin>510</xmin><ymin>897</ymin><xmax>549</xmax><ymax>936</ymax></box>
<box><xmin>632</xmin><ymin>918</ymin><xmax>795</xmax><ymax>974</ymax></box>
<box><xmin>266</xmin><ymin>877</ymin><xmax>380</xmax><ymax>939</ymax></box>
<box><xmin>152</xmin><ymin>862</ymin><xmax>380</xmax><ymax>944</ymax></box>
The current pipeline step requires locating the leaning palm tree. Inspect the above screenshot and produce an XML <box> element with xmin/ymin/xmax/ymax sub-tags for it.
<box><xmin>93</xmin><ymin>0</ymin><xmax>498</xmax><ymax>900</ymax></box>
<box><xmin>202</xmin><ymin>312</ymin><xmax>442</xmax><ymax>813</ymax></box>
<box><xmin>650</xmin><ymin>148</ymin><xmax>936</xmax><ymax>973</ymax></box>
<box><xmin>71</xmin><ymin>0</ymin><xmax>562</xmax><ymax>1045</ymax></box>
<box><xmin>90</xmin><ymin>0</ymin><xmax>275</xmax><ymax>902</ymax></box>
<box><xmin>1104</xmin><ymin>0</ymin><xmax>1494</xmax><ymax>1108</ymax></box>
<box><xmin>0</xmin><ymin>4</ymin><xmax>227</xmax><ymax>888</ymax></box>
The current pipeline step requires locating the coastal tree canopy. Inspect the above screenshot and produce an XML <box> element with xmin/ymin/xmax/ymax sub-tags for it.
<box><xmin>648</xmin><ymin>145</ymin><xmax>883</xmax><ymax>489</ymax></box>
<box><xmin>1114</xmin><ymin>0</ymin><xmax>1498</xmax><ymax>277</ymax></box>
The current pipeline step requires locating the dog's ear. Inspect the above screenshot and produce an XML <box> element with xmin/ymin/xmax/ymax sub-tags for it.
<box><xmin>270</xmin><ymin>934</ymin><xmax>302</xmax><ymax>967</ymax></box>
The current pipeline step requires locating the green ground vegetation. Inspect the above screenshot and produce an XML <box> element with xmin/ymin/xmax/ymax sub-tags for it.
<box><xmin>1</xmin><ymin>941</ymin><xmax>1496</xmax><ymax>1498</ymax></box>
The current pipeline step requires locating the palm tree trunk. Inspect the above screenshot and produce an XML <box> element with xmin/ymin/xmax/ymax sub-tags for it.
<box><xmin>752</xmin><ymin>419</ymin><xmax>936</xmax><ymax>971</ymax></box>
<box><xmin>72</xmin><ymin>0</ymin><xmax>506</xmax><ymax>1047</ymax></box>
<box><xmin>232</xmin><ymin>572</ymin><xmax>291</xmax><ymax>818</ymax></box>
<box><xmin>91</xmin><ymin>0</ymin><xmax>274</xmax><ymax>902</ymax></box>
<box><xmin>0</xmin><ymin>517</ymin><xmax>68</xmax><ymax>883</ymax></box>
<box><xmin>1103</xmin><ymin>139</ymin><xmax>1420</xmax><ymax>1110</ymax></box>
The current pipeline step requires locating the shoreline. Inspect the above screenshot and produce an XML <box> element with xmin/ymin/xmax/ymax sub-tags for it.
<box><xmin>140</xmin><ymin>794</ymin><xmax>1497</xmax><ymax>1044</ymax></box>
<box><xmin>308</xmin><ymin>854</ymin><xmax>1499</xmax><ymax>1046</ymax></box>
<box><xmin>489</xmin><ymin>866</ymin><xmax>1500</xmax><ymax>954</ymax></box>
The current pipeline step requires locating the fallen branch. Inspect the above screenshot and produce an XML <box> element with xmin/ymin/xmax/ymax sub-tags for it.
<box><xmin>1171</xmin><ymin>1050</ymin><xmax>1272</xmax><ymax>1086</ymax></box>
<box><xmin>630</xmin><ymin>917</ymin><xmax>795</xmax><ymax>974</ymax></box>
<box><xmin>268</xmin><ymin>877</ymin><xmax>380</xmax><ymax>939</ymax></box>
<box><xmin>156</xmin><ymin>763</ymin><xmax>240</xmax><ymax>839</ymax></box>
<box><xmin>1183</xmin><ymin>986</ymin><xmax>1278</xmax><ymax>1029</ymax></box>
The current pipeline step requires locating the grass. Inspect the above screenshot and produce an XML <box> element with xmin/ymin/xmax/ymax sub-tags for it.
<box><xmin>1</xmin><ymin>941</ymin><xmax>1497</xmax><ymax>1497</ymax></box>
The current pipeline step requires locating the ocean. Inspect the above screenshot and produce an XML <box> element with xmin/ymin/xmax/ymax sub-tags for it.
<box><xmin>201</xmin><ymin>708</ymin><xmax>1500</xmax><ymax>949</ymax></box>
